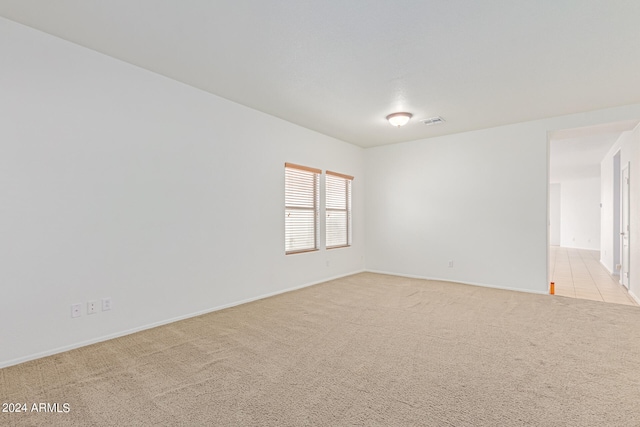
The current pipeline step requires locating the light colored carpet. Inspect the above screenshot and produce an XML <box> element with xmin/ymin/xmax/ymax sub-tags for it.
<box><xmin>2</xmin><ymin>272</ymin><xmax>640</xmax><ymax>426</ymax></box>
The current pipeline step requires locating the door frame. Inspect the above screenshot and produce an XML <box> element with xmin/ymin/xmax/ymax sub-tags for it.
<box><xmin>613</xmin><ymin>150</ymin><xmax>621</xmax><ymax>275</ymax></box>
<box><xmin>621</xmin><ymin>162</ymin><xmax>630</xmax><ymax>288</ymax></box>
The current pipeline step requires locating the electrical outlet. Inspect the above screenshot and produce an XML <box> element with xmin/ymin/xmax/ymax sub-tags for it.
<box><xmin>102</xmin><ymin>297</ymin><xmax>112</xmax><ymax>311</ymax></box>
<box><xmin>71</xmin><ymin>304</ymin><xmax>81</xmax><ymax>318</ymax></box>
<box><xmin>87</xmin><ymin>300</ymin><xmax>97</xmax><ymax>315</ymax></box>
<box><xmin>448</xmin><ymin>261</ymin><xmax>454</xmax><ymax>268</ymax></box>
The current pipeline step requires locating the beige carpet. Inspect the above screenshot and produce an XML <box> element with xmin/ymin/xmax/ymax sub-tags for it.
<box><xmin>2</xmin><ymin>272</ymin><xmax>640</xmax><ymax>426</ymax></box>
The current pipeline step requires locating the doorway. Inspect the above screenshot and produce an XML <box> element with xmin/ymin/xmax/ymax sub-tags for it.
<box><xmin>547</xmin><ymin>120</ymin><xmax>639</xmax><ymax>305</ymax></box>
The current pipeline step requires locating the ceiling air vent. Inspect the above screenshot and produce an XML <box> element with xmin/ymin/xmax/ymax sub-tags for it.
<box><xmin>420</xmin><ymin>116</ymin><xmax>445</xmax><ymax>126</ymax></box>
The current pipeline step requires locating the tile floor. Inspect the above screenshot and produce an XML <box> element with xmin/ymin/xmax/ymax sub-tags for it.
<box><xmin>549</xmin><ymin>246</ymin><xmax>637</xmax><ymax>306</ymax></box>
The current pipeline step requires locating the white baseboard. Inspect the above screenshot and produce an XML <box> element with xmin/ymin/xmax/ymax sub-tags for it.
<box><xmin>0</xmin><ymin>270</ymin><xmax>365</xmax><ymax>369</ymax></box>
<box><xmin>599</xmin><ymin>259</ymin><xmax>618</xmax><ymax>276</ymax></box>
<box><xmin>364</xmin><ymin>269</ymin><xmax>548</xmax><ymax>295</ymax></box>
<box><xmin>629</xmin><ymin>290</ymin><xmax>640</xmax><ymax>305</ymax></box>
<box><xmin>558</xmin><ymin>245</ymin><xmax>600</xmax><ymax>251</ymax></box>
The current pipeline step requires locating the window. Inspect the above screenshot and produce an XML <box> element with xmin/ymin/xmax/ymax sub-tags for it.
<box><xmin>285</xmin><ymin>163</ymin><xmax>320</xmax><ymax>254</ymax></box>
<box><xmin>326</xmin><ymin>170</ymin><xmax>353</xmax><ymax>248</ymax></box>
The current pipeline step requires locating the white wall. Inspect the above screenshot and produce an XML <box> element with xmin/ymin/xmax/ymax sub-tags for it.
<box><xmin>365</xmin><ymin>106</ymin><xmax>640</xmax><ymax>294</ymax></box>
<box><xmin>627</xmin><ymin>126</ymin><xmax>640</xmax><ymax>302</ymax></box>
<box><xmin>559</xmin><ymin>178</ymin><xmax>601</xmax><ymax>250</ymax></box>
<box><xmin>0</xmin><ymin>19</ymin><xmax>365</xmax><ymax>367</ymax></box>
<box><xmin>549</xmin><ymin>183</ymin><xmax>561</xmax><ymax>246</ymax></box>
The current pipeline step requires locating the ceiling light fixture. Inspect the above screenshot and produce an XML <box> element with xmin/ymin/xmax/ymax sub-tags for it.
<box><xmin>386</xmin><ymin>112</ymin><xmax>412</xmax><ymax>127</ymax></box>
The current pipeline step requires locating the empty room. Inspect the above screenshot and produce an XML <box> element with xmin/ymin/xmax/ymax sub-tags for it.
<box><xmin>2</xmin><ymin>1</ymin><xmax>640</xmax><ymax>426</ymax></box>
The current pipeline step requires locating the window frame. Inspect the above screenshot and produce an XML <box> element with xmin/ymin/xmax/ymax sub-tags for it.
<box><xmin>284</xmin><ymin>163</ymin><xmax>321</xmax><ymax>255</ymax></box>
<box><xmin>325</xmin><ymin>170</ymin><xmax>354</xmax><ymax>249</ymax></box>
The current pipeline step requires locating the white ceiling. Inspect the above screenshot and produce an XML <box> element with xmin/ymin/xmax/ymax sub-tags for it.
<box><xmin>549</xmin><ymin>120</ymin><xmax>639</xmax><ymax>183</ymax></box>
<box><xmin>1</xmin><ymin>1</ymin><xmax>640</xmax><ymax>148</ymax></box>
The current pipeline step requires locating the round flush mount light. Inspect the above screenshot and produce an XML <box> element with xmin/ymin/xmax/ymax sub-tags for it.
<box><xmin>386</xmin><ymin>112</ymin><xmax>412</xmax><ymax>127</ymax></box>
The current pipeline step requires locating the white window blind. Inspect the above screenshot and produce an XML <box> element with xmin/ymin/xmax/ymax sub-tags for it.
<box><xmin>326</xmin><ymin>170</ymin><xmax>353</xmax><ymax>249</ymax></box>
<box><xmin>285</xmin><ymin>163</ymin><xmax>320</xmax><ymax>254</ymax></box>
